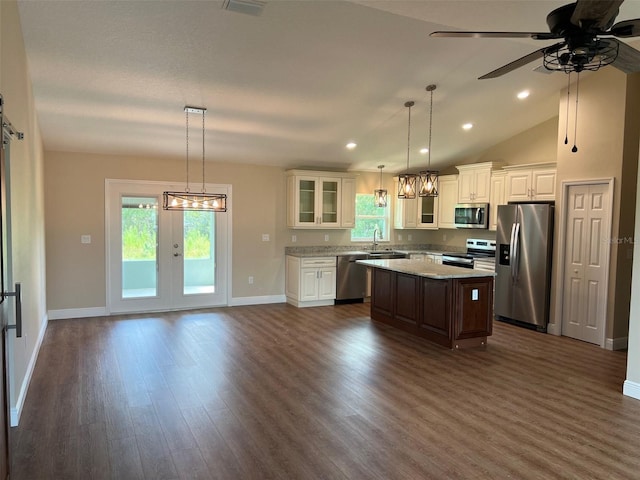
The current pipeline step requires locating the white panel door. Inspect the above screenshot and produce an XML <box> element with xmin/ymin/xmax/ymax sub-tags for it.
<box><xmin>562</xmin><ymin>184</ymin><xmax>608</xmax><ymax>345</ymax></box>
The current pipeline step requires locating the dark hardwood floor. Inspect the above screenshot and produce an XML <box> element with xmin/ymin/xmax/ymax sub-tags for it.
<box><xmin>10</xmin><ymin>302</ymin><xmax>640</xmax><ymax>479</ymax></box>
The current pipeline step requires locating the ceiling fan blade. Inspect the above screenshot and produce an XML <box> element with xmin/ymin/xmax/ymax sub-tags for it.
<box><xmin>478</xmin><ymin>44</ymin><xmax>563</xmax><ymax>79</ymax></box>
<box><xmin>570</xmin><ymin>0</ymin><xmax>623</xmax><ymax>31</ymax></box>
<box><xmin>610</xmin><ymin>18</ymin><xmax>640</xmax><ymax>37</ymax></box>
<box><xmin>610</xmin><ymin>39</ymin><xmax>640</xmax><ymax>73</ymax></box>
<box><xmin>430</xmin><ymin>31</ymin><xmax>559</xmax><ymax>40</ymax></box>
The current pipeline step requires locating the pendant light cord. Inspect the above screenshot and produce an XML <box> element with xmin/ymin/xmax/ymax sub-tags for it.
<box><xmin>406</xmin><ymin>102</ymin><xmax>412</xmax><ymax>173</ymax></box>
<box><xmin>564</xmin><ymin>72</ymin><xmax>570</xmax><ymax>145</ymax></box>
<box><xmin>427</xmin><ymin>87</ymin><xmax>433</xmax><ymax>169</ymax></box>
<box><xmin>572</xmin><ymin>73</ymin><xmax>580</xmax><ymax>153</ymax></box>
<box><xmin>202</xmin><ymin>110</ymin><xmax>206</xmax><ymax>193</ymax></box>
<box><xmin>185</xmin><ymin>109</ymin><xmax>190</xmax><ymax>193</ymax></box>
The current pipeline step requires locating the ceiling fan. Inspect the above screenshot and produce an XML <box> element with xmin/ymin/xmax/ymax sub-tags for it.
<box><xmin>431</xmin><ymin>0</ymin><xmax>640</xmax><ymax>79</ymax></box>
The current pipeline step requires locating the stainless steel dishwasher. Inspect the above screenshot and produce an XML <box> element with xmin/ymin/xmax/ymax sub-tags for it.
<box><xmin>335</xmin><ymin>253</ymin><xmax>368</xmax><ymax>303</ymax></box>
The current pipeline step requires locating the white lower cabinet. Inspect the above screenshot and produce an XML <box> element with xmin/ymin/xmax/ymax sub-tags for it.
<box><xmin>285</xmin><ymin>256</ymin><xmax>337</xmax><ymax>307</ymax></box>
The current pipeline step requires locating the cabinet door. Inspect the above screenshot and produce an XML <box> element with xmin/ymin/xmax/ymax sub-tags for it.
<box><xmin>474</xmin><ymin>168</ymin><xmax>492</xmax><ymax>203</ymax></box>
<box><xmin>532</xmin><ymin>169</ymin><xmax>556</xmax><ymax>200</ymax></box>
<box><xmin>340</xmin><ymin>177</ymin><xmax>355</xmax><ymax>227</ymax></box>
<box><xmin>317</xmin><ymin>267</ymin><xmax>336</xmax><ymax>300</ymax></box>
<box><xmin>419</xmin><ymin>278</ymin><xmax>451</xmax><ymax>339</ymax></box>
<box><xmin>394</xmin><ymin>191</ymin><xmax>418</xmax><ymax>229</ymax></box>
<box><xmin>437</xmin><ymin>176</ymin><xmax>458</xmax><ymax>229</ymax></box>
<box><xmin>319</xmin><ymin>178</ymin><xmax>341</xmax><ymax>226</ymax></box>
<box><xmin>458</xmin><ymin>170</ymin><xmax>475</xmax><ymax>203</ymax></box>
<box><xmin>300</xmin><ymin>269</ymin><xmax>319</xmax><ymax>301</ymax></box>
<box><xmin>289</xmin><ymin>176</ymin><xmax>318</xmax><ymax>227</ymax></box>
<box><xmin>506</xmin><ymin>171</ymin><xmax>532</xmax><ymax>202</ymax></box>
<box><xmin>489</xmin><ymin>173</ymin><xmax>506</xmax><ymax>231</ymax></box>
<box><xmin>417</xmin><ymin>196</ymin><xmax>439</xmax><ymax>229</ymax></box>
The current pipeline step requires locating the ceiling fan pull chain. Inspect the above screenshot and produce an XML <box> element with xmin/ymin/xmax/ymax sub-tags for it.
<box><xmin>564</xmin><ymin>72</ymin><xmax>571</xmax><ymax>145</ymax></box>
<box><xmin>572</xmin><ymin>72</ymin><xmax>580</xmax><ymax>153</ymax></box>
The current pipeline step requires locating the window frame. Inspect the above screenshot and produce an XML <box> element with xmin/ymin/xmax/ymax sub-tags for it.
<box><xmin>350</xmin><ymin>192</ymin><xmax>391</xmax><ymax>243</ymax></box>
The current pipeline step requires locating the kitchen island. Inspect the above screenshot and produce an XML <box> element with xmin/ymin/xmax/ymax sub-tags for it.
<box><xmin>357</xmin><ymin>259</ymin><xmax>495</xmax><ymax>349</ymax></box>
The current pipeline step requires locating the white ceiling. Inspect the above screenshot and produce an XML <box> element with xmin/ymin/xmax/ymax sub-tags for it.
<box><xmin>16</xmin><ymin>0</ymin><xmax>640</xmax><ymax>173</ymax></box>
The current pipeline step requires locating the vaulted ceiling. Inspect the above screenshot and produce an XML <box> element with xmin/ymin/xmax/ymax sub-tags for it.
<box><xmin>16</xmin><ymin>0</ymin><xmax>640</xmax><ymax>173</ymax></box>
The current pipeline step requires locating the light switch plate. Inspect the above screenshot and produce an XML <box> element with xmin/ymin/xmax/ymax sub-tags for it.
<box><xmin>262</xmin><ymin>234</ymin><xmax>270</xmax><ymax>242</ymax></box>
<box><xmin>81</xmin><ymin>235</ymin><xmax>91</xmax><ymax>244</ymax></box>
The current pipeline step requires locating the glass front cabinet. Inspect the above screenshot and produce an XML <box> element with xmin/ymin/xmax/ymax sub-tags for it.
<box><xmin>286</xmin><ymin>170</ymin><xmax>355</xmax><ymax>228</ymax></box>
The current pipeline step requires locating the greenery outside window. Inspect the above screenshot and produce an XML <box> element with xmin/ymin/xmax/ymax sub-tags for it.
<box><xmin>351</xmin><ymin>193</ymin><xmax>390</xmax><ymax>242</ymax></box>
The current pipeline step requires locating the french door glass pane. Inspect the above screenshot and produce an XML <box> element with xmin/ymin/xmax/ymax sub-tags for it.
<box><xmin>183</xmin><ymin>211</ymin><xmax>215</xmax><ymax>295</ymax></box>
<box><xmin>121</xmin><ymin>196</ymin><xmax>158</xmax><ymax>298</ymax></box>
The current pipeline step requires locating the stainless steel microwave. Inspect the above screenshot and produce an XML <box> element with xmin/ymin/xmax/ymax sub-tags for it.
<box><xmin>454</xmin><ymin>203</ymin><xmax>489</xmax><ymax>229</ymax></box>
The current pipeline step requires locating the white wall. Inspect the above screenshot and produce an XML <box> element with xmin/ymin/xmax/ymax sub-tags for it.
<box><xmin>1</xmin><ymin>0</ymin><xmax>48</xmax><ymax>424</ymax></box>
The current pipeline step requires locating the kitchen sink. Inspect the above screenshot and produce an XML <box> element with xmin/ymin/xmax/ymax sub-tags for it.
<box><xmin>367</xmin><ymin>251</ymin><xmax>407</xmax><ymax>259</ymax></box>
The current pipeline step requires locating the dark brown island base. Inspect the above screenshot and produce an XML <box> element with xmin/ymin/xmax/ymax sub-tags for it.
<box><xmin>357</xmin><ymin>259</ymin><xmax>495</xmax><ymax>349</ymax></box>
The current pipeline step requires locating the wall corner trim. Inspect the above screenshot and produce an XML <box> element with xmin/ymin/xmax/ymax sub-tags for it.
<box><xmin>623</xmin><ymin>380</ymin><xmax>640</xmax><ymax>401</ymax></box>
<box><xmin>47</xmin><ymin>307</ymin><xmax>108</xmax><ymax>320</ymax></box>
<box><xmin>606</xmin><ymin>336</ymin><xmax>629</xmax><ymax>351</ymax></box>
<box><xmin>11</xmin><ymin>313</ymin><xmax>49</xmax><ymax>427</ymax></box>
<box><xmin>230</xmin><ymin>295</ymin><xmax>286</xmax><ymax>306</ymax></box>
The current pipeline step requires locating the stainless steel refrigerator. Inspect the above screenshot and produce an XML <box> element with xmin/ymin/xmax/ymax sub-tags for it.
<box><xmin>495</xmin><ymin>203</ymin><xmax>554</xmax><ymax>331</ymax></box>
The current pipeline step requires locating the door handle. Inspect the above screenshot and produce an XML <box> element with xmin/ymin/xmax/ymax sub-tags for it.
<box><xmin>3</xmin><ymin>282</ymin><xmax>22</xmax><ymax>338</ymax></box>
<box><xmin>173</xmin><ymin>253</ymin><xmax>182</xmax><ymax>257</ymax></box>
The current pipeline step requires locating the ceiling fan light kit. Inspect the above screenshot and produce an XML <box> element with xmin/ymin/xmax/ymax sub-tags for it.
<box><xmin>430</xmin><ymin>0</ymin><xmax>640</xmax><ymax>78</ymax></box>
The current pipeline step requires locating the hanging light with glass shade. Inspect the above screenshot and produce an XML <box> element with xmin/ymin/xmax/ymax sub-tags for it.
<box><xmin>374</xmin><ymin>164</ymin><xmax>387</xmax><ymax>207</ymax></box>
<box><xmin>419</xmin><ymin>84</ymin><xmax>439</xmax><ymax>197</ymax></box>
<box><xmin>163</xmin><ymin>106</ymin><xmax>227</xmax><ymax>212</ymax></box>
<box><xmin>397</xmin><ymin>101</ymin><xmax>417</xmax><ymax>199</ymax></box>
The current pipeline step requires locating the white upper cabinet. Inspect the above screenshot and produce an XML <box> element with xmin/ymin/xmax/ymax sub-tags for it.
<box><xmin>456</xmin><ymin>162</ymin><xmax>501</xmax><ymax>203</ymax></box>
<box><xmin>286</xmin><ymin>170</ymin><xmax>355</xmax><ymax>228</ymax></box>
<box><xmin>417</xmin><ymin>195</ymin><xmax>439</xmax><ymax>229</ymax></box>
<box><xmin>393</xmin><ymin>179</ymin><xmax>418</xmax><ymax>229</ymax></box>
<box><xmin>437</xmin><ymin>175</ymin><xmax>459</xmax><ymax>229</ymax></box>
<box><xmin>504</xmin><ymin>163</ymin><xmax>557</xmax><ymax>202</ymax></box>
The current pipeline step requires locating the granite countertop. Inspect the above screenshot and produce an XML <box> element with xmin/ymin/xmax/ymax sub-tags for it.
<box><xmin>285</xmin><ymin>245</ymin><xmax>458</xmax><ymax>258</ymax></box>
<box><xmin>356</xmin><ymin>258</ymin><xmax>496</xmax><ymax>279</ymax></box>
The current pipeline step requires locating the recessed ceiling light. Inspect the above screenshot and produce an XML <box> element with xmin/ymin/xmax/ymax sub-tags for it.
<box><xmin>462</xmin><ymin>123</ymin><xmax>473</xmax><ymax>131</ymax></box>
<box><xmin>346</xmin><ymin>142</ymin><xmax>357</xmax><ymax>150</ymax></box>
<box><xmin>420</xmin><ymin>147</ymin><xmax>429</xmax><ymax>154</ymax></box>
<box><xmin>517</xmin><ymin>90</ymin><xmax>530</xmax><ymax>100</ymax></box>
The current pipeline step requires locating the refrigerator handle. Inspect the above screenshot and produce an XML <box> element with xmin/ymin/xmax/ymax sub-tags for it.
<box><xmin>512</xmin><ymin>222</ymin><xmax>521</xmax><ymax>282</ymax></box>
<box><xmin>509</xmin><ymin>223</ymin><xmax>516</xmax><ymax>281</ymax></box>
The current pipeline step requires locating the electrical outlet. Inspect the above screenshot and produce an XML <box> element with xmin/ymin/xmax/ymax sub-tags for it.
<box><xmin>262</xmin><ymin>234</ymin><xmax>270</xmax><ymax>242</ymax></box>
<box><xmin>398</xmin><ymin>234</ymin><xmax>403</xmax><ymax>241</ymax></box>
<box><xmin>408</xmin><ymin>234</ymin><xmax>412</xmax><ymax>241</ymax></box>
<box><xmin>248</xmin><ymin>276</ymin><xmax>254</xmax><ymax>284</ymax></box>
<box><xmin>472</xmin><ymin>289</ymin><xmax>479</xmax><ymax>301</ymax></box>
<box><xmin>292</xmin><ymin>235</ymin><xmax>297</xmax><ymax>243</ymax></box>
<box><xmin>324</xmin><ymin>234</ymin><xmax>329</xmax><ymax>242</ymax></box>
<box><xmin>443</xmin><ymin>233</ymin><xmax>447</xmax><ymax>242</ymax></box>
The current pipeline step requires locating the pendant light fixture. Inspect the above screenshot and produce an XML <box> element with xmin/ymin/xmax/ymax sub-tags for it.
<box><xmin>419</xmin><ymin>84</ymin><xmax>439</xmax><ymax>197</ymax></box>
<box><xmin>374</xmin><ymin>164</ymin><xmax>387</xmax><ymax>207</ymax></box>
<box><xmin>163</xmin><ymin>106</ymin><xmax>227</xmax><ymax>212</ymax></box>
<box><xmin>397</xmin><ymin>101</ymin><xmax>417</xmax><ymax>199</ymax></box>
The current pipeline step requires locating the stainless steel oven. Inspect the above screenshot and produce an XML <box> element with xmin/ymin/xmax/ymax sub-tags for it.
<box><xmin>454</xmin><ymin>203</ymin><xmax>489</xmax><ymax>229</ymax></box>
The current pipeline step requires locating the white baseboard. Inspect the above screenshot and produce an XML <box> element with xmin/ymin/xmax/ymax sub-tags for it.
<box><xmin>623</xmin><ymin>380</ymin><xmax>640</xmax><ymax>401</ymax></box>
<box><xmin>230</xmin><ymin>295</ymin><xmax>286</xmax><ymax>306</ymax></box>
<box><xmin>606</xmin><ymin>336</ymin><xmax>628</xmax><ymax>351</ymax></box>
<box><xmin>11</xmin><ymin>313</ymin><xmax>49</xmax><ymax>426</ymax></box>
<box><xmin>48</xmin><ymin>306</ymin><xmax>108</xmax><ymax>320</ymax></box>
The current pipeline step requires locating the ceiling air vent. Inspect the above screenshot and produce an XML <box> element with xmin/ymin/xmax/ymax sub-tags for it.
<box><xmin>222</xmin><ymin>0</ymin><xmax>266</xmax><ymax>16</ymax></box>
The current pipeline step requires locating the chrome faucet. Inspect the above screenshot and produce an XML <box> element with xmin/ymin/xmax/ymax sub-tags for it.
<box><xmin>372</xmin><ymin>226</ymin><xmax>381</xmax><ymax>251</ymax></box>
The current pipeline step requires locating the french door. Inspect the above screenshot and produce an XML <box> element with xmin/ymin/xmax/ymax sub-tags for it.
<box><xmin>107</xmin><ymin>180</ymin><xmax>230</xmax><ymax>313</ymax></box>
